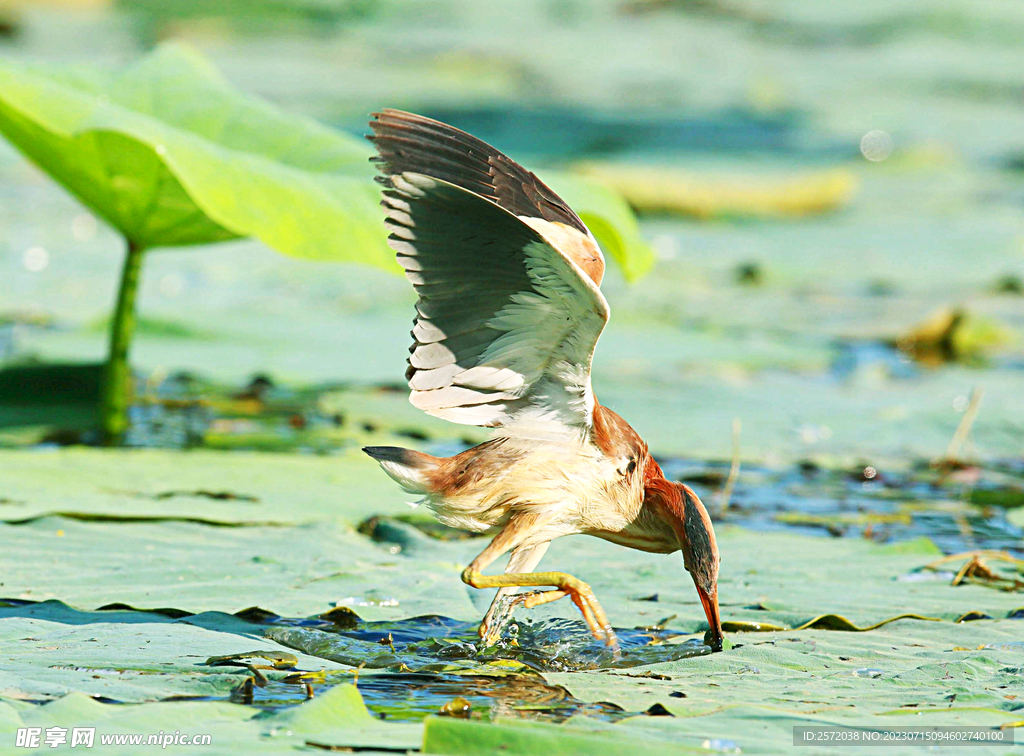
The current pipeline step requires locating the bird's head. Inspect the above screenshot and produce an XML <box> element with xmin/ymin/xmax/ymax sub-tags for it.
<box><xmin>645</xmin><ymin>478</ymin><xmax>723</xmax><ymax>651</ymax></box>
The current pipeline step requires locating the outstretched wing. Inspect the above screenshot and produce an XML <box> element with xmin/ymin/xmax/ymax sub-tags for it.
<box><xmin>369</xmin><ymin>109</ymin><xmax>586</xmax><ymax>230</ymax></box>
<box><xmin>368</xmin><ymin>109</ymin><xmax>606</xmax><ymax>286</ymax></box>
<box><xmin>368</xmin><ymin>111</ymin><xmax>610</xmax><ymax>437</ymax></box>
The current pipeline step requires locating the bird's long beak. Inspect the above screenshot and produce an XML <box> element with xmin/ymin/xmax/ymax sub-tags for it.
<box><xmin>695</xmin><ymin>579</ymin><xmax>723</xmax><ymax>652</ymax></box>
<box><xmin>651</xmin><ymin>480</ymin><xmax>725</xmax><ymax>652</ymax></box>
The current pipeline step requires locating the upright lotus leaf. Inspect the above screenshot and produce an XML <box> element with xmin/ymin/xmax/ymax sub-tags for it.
<box><xmin>0</xmin><ymin>43</ymin><xmax>652</xmax><ymax>443</ymax></box>
<box><xmin>0</xmin><ymin>44</ymin><xmax>382</xmax><ymax>253</ymax></box>
<box><xmin>0</xmin><ymin>43</ymin><xmax>383</xmax><ymax>443</ymax></box>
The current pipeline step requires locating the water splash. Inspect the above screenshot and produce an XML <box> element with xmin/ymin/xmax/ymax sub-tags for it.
<box><xmin>266</xmin><ymin>613</ymin><xmax>710</xmax><ymax>674</ymax></box>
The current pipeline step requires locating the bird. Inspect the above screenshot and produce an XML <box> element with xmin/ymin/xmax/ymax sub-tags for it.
<box><xmin>363</xmin><ymin>109</ymin><xmax>723</xmax><ymax>652</ymax></box>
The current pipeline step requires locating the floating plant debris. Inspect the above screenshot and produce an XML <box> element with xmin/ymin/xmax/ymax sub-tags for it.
<box><xmin>924</xmin><ymin>551</ymin><xmax>1024</xmax><ymax>591</ymax></box>
<box><xmin>205</xmin><ymin>650</ymin><xmax>299</xmax><ymax>670</ymax></box>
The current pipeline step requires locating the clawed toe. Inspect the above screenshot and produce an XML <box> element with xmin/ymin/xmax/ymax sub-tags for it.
<box><xmin>463</xmin><ymin>566</ymin><xmax>620</xmax><ymax>651</ymax></box>
<box><xmin>566</xmin><ymin>587</ymin><xmax>618</xmax><ymax>648</ymax></box>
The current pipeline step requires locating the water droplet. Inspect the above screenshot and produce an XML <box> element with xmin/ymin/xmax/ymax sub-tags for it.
<box><xmin>860</xmin><ymin>130</ymin><xmax>893</xmax><ymax>162</ymax></box>
<box><xmin>71</xmin><ymin>213</ymin><xmax>98</xmax><ymax>241</ymax></box>
<box><xmin>853</xmin><ymin>668</ymin><xmax>883</xmax><ymax>678</ymax></box>
<box><xmin>702</xmin><ymin>739</ymin><xmax>741</xmax><ymax>753</ymax></box>
<box><xmin>158</xmin><ymin>273</ymin><xmax>184</xmax><ymax>298</ymax></box>
<box><xmin>652</xmin><ymin>234</ymin><xmax>679</xmax><ymax>261</ymax></box>
<box><xmin>22</xmin><ymin>246</ymin><xmax>49</xmax><ymax>273</ymax></box>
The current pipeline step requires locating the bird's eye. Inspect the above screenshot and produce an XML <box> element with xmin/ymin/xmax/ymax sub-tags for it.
<box><xmin>622</xmin><ymin>458</ymin><xmax>637</xmax><ymax>476</ymax></box>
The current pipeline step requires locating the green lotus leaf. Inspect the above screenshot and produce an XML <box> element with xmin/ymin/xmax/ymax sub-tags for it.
<box><xmin>0</xmin><ymin>42</ymin><xmax>385</xmax><ymax>260</ymax></box>
<box><xmin>0</xmin><ymin>42</ymin><xmax>651</xmax><ymax>269</ymax></box>
<box><xmin>422</xmin><ymin>716</ymin><xmax>704</xmax><ymax>756</ymax></box>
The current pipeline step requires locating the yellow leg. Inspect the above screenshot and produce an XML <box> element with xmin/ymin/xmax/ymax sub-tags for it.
<box><xmin>462</xmin><ymin>567</ymin><xmax>618</xmax><ymax>648</ymax></box>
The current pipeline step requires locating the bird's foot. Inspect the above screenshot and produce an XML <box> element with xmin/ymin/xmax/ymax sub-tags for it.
<box><xmin>463</xmin><ymin>568</ymin><xmax>620</xmax><ymax>650</ymax></box>
<box><xmin>520</xmin><ymin>585</ymin><xmax>620</xmax><ymax>650</ymax></box>
<box><xmin>557</xmin><ymin>578</ymin><xmax>619</xmax><ymax>650</ymax></box>
<box><xmin>478</xmin><ymin>588</ymin><xmax>620</xmax><ymax>651</ymax></box>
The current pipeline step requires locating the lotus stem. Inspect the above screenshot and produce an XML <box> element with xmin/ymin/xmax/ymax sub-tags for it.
<box><xmin>100</xmin><ymin>238</ymin><xmax>144</xmax><ymax>445</ymax></box>
<box><xmin>717</xmin><ymin>417</ymin><xmax>741</xmax><ymax>511</ymax></box>
<box><xmin>945</xmin><ymin>387</ymin><xmax>983</xmax><ymax>461</ymax></box>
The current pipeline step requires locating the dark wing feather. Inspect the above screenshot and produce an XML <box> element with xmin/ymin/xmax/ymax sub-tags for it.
<box><xmin>368</xmin><ymin>108</ymin><xmax>588</xmax><ymax>234</ymax></box>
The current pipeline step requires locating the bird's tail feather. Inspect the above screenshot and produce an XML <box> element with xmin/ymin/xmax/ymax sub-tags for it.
<box><xmin>362</xmin><ymin>446</ymin><xmax>439</xmax><ymax>494</ymax></box>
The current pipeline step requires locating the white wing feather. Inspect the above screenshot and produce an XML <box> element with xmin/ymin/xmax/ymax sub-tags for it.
<box><xmin>381</xmin><ymin>172</ymin><xmax>609</xmax><ymax>439</ymax></box>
